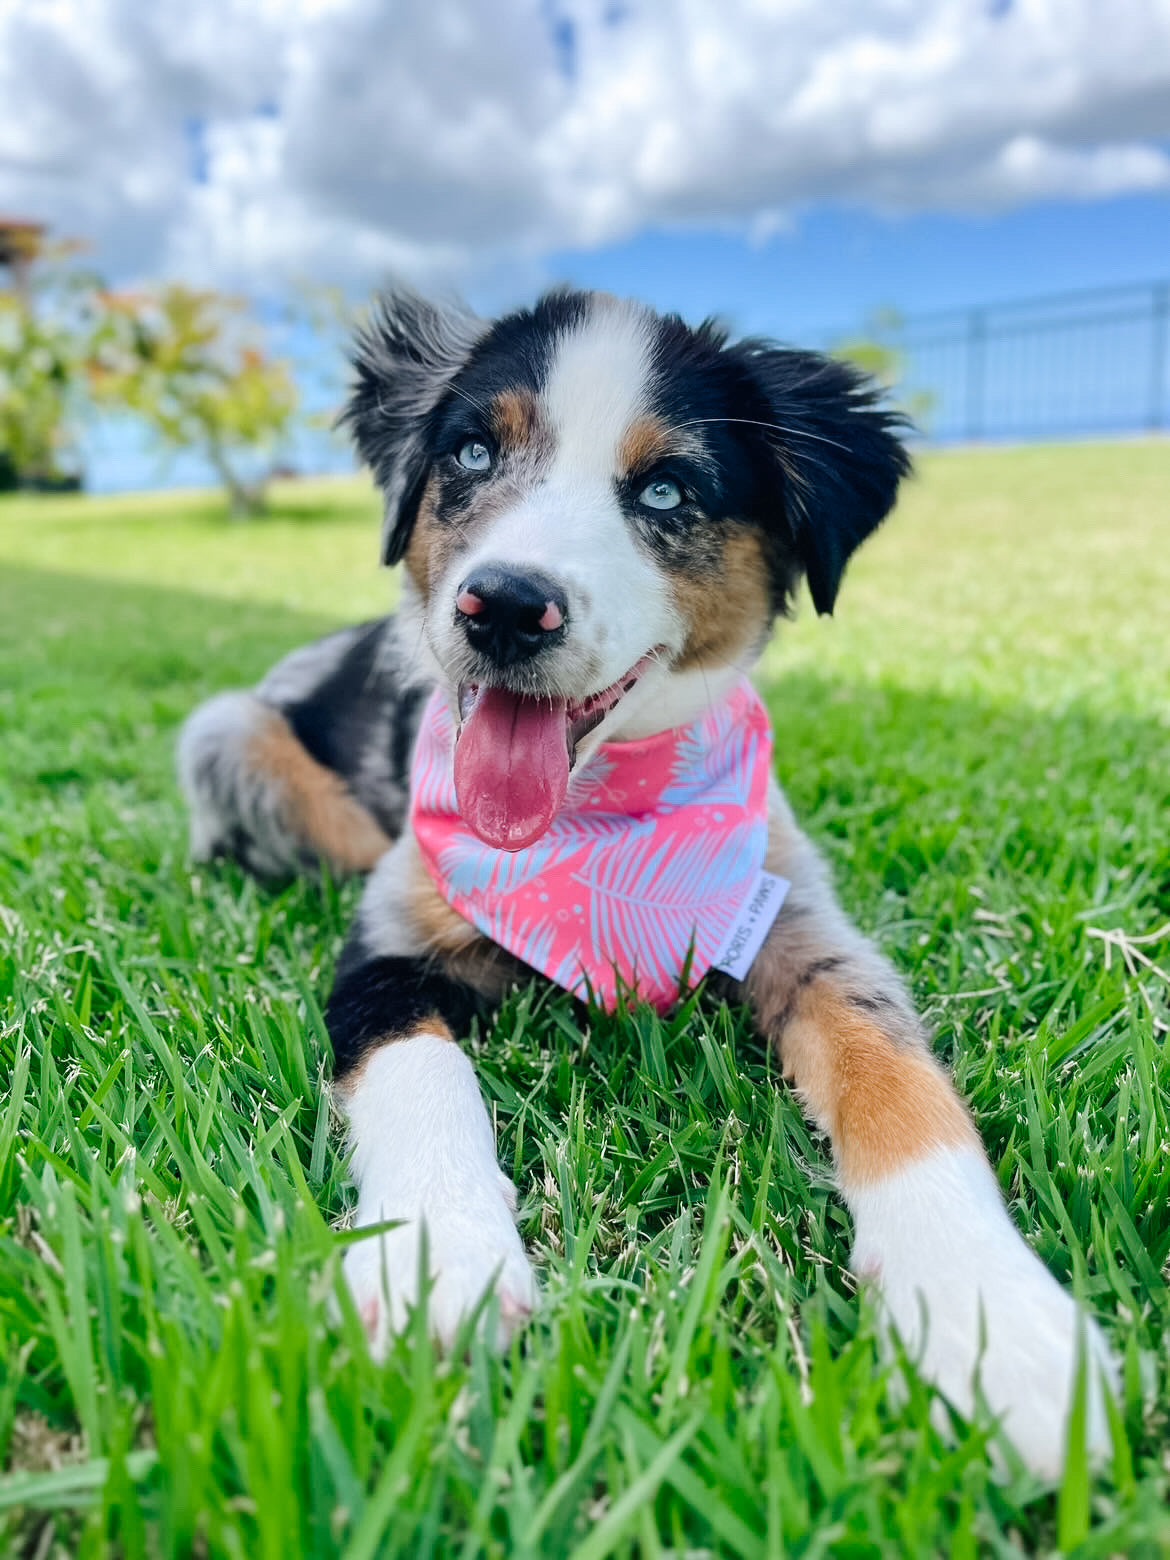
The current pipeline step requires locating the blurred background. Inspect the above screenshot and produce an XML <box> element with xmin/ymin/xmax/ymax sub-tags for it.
<box><xmin>1</xmin><ymin>0</ymin><xmax>1168</xmax><ymax>501</ymax></box>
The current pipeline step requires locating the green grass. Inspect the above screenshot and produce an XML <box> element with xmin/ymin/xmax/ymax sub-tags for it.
<box><xmin>0</xmin><ymin>443</ymin><xmax>1168</xmax><ymax>1557</ymax></box>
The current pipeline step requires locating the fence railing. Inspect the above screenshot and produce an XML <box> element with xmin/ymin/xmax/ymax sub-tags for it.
<box><xmin>82</xmin><ymin>278</ymin><xmax>1170</xmax><ymax>490</ymax></box>
<box><xmin>823</xmin><ymin>279</ymin><xmax>1170</xmax><ymax>444</ymax></box>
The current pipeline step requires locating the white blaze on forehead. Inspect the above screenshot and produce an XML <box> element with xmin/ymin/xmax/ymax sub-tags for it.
<box><xmin>540</xmin><ymin>299</ymin><xmax>656</xmax><ymax>481</ymax></box>
<box><xmin>426</xmin><ymin>292</ymin><xmax>688</xmax><ymax>715</ymax></box>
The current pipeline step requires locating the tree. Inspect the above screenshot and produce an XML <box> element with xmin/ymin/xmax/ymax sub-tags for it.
<box><xmin>0</xmin><ymin>294</ymin><xmax>76</xmax><ymax>489</ymax></box>
<box><xmin>832</xmin><ymin>308</ymin><xmax>936</xmax><ymax>432</ymax></box>
<box><xmin>0</xmin><ymin>235</ymin><xmax>96</xmax><ymax>490</ymax></box>
<box><xmin>91</xmin><ymin>284</ymin><xmax>299</xmax><ymax>516</ymax></box>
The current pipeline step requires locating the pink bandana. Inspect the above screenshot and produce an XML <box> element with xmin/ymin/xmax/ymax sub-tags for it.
<box><xmin>410</xmin><ymin>679</ymin><xmax>773</xmax><ymax>1012</ymax></box>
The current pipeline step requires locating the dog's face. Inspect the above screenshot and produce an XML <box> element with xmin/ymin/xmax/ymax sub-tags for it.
<box><xmin>344</xmin><ymin>287</ymin><xmax>909</xmax><ymax>848</ymax></box>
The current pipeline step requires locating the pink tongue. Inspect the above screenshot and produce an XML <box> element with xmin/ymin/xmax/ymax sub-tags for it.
<box><xmin>454</xmin><ymin>687</ymin><xmax>570</xmax><ymax>851</ymax></box>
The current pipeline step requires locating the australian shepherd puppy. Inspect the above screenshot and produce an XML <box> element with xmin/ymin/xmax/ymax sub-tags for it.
<box><xmin>179</xmin><ymin>287</ymin><xmax>1114</xmax><ymax>1476</ymax></box>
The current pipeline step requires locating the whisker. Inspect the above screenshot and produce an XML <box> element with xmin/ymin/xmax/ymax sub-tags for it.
<box><xmin>674</xmin><ymin>417</ymin><xmax>854</xmax><ymax>455</ymax></box>
<box><xmin>371</xmin><ymin>377</ymin><xmax>492</xmax><ymax>428</ymax></box>
<box><xmin>444</xmin><ymin>381</ymin><xmax>492</xmax><ymax>420</ymax></box>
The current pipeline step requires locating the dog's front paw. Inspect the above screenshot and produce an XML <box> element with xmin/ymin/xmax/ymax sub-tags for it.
<box><xmin>343</xmin><ymin>1169</ymin><xmax>536</xmax><ymax>1358</ymax></box>
<box><xmin>852</xmin><ymin>1148</ymin><xmax>1117</xmax><ymax>1478</ymax></box>
<box><xmin>338</xmin><ymin>1030</ymin><xmax>538</xmax><ymax>1357</ymax></box>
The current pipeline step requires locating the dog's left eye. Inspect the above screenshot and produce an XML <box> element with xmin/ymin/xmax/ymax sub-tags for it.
<box><xmin>456</xmin><ymin>440</ymin><xmax>493</xmax><ymax>473</ymax></box>
<box><xmin>638</xmin><ymin>477</ymin><xmax>684</xmax><ymax>511</ymax></box>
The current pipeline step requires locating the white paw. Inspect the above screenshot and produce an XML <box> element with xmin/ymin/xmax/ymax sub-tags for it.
<box><xmin>338</xmin><ymin>1031</ymin><xmax>536</xmax><ymax>1359</ymax></box>
<box><xmin>852</xmin><ymin>1148</ymin><xmax>1118</xmax><ymax>1478</ymax></box>
<box><xmin>343</xmin><ymin>1169</ymin><xmax>537</xmax><ymax>1357</ymax></box>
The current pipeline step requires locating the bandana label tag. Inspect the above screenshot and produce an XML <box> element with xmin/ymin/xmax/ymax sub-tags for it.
<box><xmin>711</xmin><ymin>870</ymin><xmax>790</xmax><ymax>981</ymax></box>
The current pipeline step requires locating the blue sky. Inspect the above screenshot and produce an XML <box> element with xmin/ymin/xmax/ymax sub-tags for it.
<box><xmin>539</xmin><ymin>192</ymin><xmax>1170</xmax><ymax>345</ymax></box>
<box><xmin>3</xmin><ymin>0</ymin><xmax>1169</xmax><ymax>488</ymax></box>
<box><xmin>87</xmin><ymin>189</ymin><xmax>1170</xmax><ymax>493</ymax></box>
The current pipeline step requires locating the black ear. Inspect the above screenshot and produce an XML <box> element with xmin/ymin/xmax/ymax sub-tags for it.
<box><xmin>339</xmin><ymin>287</ymin><xmax>485</xmax><ymax>565</ymax></box>
<box><xmin>732</xmin><ymin>344</ymin><xmax>912</xmax><ymax>615</ymax></box>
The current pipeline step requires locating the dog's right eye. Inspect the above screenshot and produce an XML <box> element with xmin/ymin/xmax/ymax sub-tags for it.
<box><xmin>637</xmin><ymin>476</ymin><xmax>684</xmax><ymax>511</ymax></box>
<box><xmin>456</xmin><ymin>440</ymin><xmax>493</xmax><ymax>473</ymax></box>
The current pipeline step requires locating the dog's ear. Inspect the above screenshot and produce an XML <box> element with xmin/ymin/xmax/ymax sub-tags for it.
<box><xmin>340</xmin><ymin>287</ymin><xmax>485</xmax><ymax>565</ymax></box>
<box><xmin>733</xmin><ymin>344</ymin><xmax>912</xmax><ymax>615</ymax></box>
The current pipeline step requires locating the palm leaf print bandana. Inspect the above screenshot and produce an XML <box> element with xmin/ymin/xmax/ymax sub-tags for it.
<box><xmin>410</xmin><ymin>678</ymin><xmax>774</xmax><ymax>1013</ymax></box>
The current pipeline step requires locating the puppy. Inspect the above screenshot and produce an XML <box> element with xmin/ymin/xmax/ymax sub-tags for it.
<box><xmin>179</xmin><ymin>287</ymin><xmax>1115</xmax><ymax>1476</ymax></box>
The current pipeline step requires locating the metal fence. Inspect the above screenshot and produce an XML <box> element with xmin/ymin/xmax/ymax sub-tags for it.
<box><xmin>825</xmin><ymin>279</ymin><xmax>1170</xmax><ymax>444</ymax></box>
<box><xmin>82</xmin><ymin>277</ymin><xmax>1170</xmax><ymax>490</ymax></box>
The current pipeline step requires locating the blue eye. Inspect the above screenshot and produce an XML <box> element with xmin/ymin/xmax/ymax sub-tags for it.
<box><xmin>638</xmin><ymin>477</ymin><xmax>683</xmax><ymax>511</ymax></box>
<box><xmin>456</xmin><ymin>440</ymin><xmax>492</xmax><ymax>473</ymax></box>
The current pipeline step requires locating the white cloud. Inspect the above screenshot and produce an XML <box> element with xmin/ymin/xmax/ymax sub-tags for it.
<box><xmin>1</xmin><ymin>0</ymin><xmax>1169</xmax><ymax>290</ymax></box>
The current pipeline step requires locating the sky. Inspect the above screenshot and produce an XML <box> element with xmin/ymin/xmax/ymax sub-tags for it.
<box><xmin>2</xmin><ymin>0</ymin><xmax>1169</xmax><ymax>485</ymax></box>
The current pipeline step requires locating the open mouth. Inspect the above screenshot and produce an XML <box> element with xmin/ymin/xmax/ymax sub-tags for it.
<box><xmin>453</xmin><ymin>651</ymin><xmax>659</xmax><ymax>851</ymax></box>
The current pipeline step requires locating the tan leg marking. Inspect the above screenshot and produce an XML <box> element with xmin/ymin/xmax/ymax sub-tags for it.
<box><xmin>406</xmin><ymin>849</ymin><xmax>534</xmax><ymax>1002</ymax></box>
<box><xmin>333</xmin><ymin>1017</ymin><xmax>456</xmax><ymax>1094</ymax></box>
<box><xmin>409</xmin><ymin>869</ymin><xmax>482</xmax><ymax>956</ymax></box>
<box><xmin>247</xmin><ymin>710</ymin><xmax>392</xmax><ymax>874</ymax></box>
<box><xmin>778</xmin><ymin>986</ymin><xmax>977</xmax><ymax>1188</ymax></box>
<box><xmin>671</xmin><ymin>529</ymin><xmax>770</xmax><ymax>672</ymax></box>
<box><xmin>746</xmin><ymin>799</ymin><xmax>977</xmax><ymax>1189</ymax></box>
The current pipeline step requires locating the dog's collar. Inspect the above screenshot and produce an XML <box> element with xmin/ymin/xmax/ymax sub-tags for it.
<box><xmin>410</xmin><ymin>678</ymin><xmax>773</xmax><ymax>1012</ymax></box>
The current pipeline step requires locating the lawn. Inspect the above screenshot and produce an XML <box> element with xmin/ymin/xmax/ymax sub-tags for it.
<box><xmin>0</xmin><ymin>443</ymin><xmax>1167</xmax><ymax>1557</ymax></box>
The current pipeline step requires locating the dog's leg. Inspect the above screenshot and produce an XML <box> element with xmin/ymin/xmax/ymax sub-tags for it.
<box><xmin>178</xmin><ymin>692</ymin><xmax>392</xmax><ymax>877</ymax></box>
<box><xmin>742</xmin><ymin>784</ymin><xmax>1115</xmax><ymax>1476</ymax></box>
<box><xmin>326</xmin><ymin>836</ymin><xmax>536</xmax><ymax>1357</ymax></box>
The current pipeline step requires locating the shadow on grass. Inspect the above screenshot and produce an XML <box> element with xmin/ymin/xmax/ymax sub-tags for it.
<box><xmin>0</xmin><ymin>479</ymin><xmax>380</xmax><ymax>534</ymax></box>
<box><xmin>0</xmin><ymin>562</ymin><xmax>344</xmax><ymax>684</ymax></box>
<box><xmin>1</xmin><ymin>560</ymin><xmax>1165</xmax><ymax>966</ymax></box>
<box><xmin>3</xmin><ymin>560</ymin><xmax>1168</xmax><ymax>900</ymax></box>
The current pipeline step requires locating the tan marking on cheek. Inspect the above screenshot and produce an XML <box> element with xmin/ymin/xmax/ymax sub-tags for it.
<box><xmin>778</xmin><ymin>985</ymin><xmax>977</xmax><ymax>1188</ymax></box>
<box><xmin>619</xmin><ymin>413</ymin><xmax>675</xmax><ymax>473</ymax></box>
<box><xmin>247</xmin><ymin>714</ymin><xmax>392</xmax><ymax>873</ymax></box>
<box><xmin>405</xmin><ymin>468</ymin><xmax>542</xmax><ymax>601</ymax></box>
<box><xmin>491</xmin><ymin>387</ymin><xmax>541</xmax><ymax>452</ymax></box>
<box><xmin>403</xmin><ymin>473</ymin><xmax>447</xmax><ymax>597</ymax></box>
<box><xmin>671</xmin><ymin>529</ymin><xmax>770</xmax><ymax>672</ymax></box>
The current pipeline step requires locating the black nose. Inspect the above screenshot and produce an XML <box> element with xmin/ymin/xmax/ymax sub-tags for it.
<box><xmin>455</xmin><ymin>566</ymin><xmax>568</xmax><ymax>668</ymax></box>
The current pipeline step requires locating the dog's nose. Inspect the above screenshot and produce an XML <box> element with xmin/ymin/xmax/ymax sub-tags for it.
<box><xmin>455</xmin><ymin>566</ymin><xmax>568</xmax><ymax>667</ymax></box>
